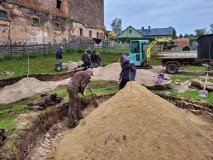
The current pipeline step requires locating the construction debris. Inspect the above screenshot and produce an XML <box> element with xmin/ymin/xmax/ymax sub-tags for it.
<box><xmin>27</xmin><ymin>93</ymin><xmax>63</xmax><ymax>110</ymax></box>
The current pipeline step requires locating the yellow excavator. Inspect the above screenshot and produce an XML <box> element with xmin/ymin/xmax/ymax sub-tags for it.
<box><xmin>129</xmin><ymin>38</ymin><xmax>197</xmax><ymax>74</ymax></box>
<box><xmin>129</xmin><ymin>38</ymin><xmax>174</xmax><ymax>67</ymax></box>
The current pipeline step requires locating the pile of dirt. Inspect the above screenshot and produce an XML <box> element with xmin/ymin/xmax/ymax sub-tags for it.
<box><xmin>0</xmin><ymin>77</ymin><xmax>69</xmax><ymax>104</ymax></box>
<box><xmin>48</xmin><ymin>81</ymin><xmax>213</xmax><ymax>160</ymax></box>
<box><xmin>92</xmin><ymin>63</ymin><xmax>170</xmax><ymax>87</ymax></box>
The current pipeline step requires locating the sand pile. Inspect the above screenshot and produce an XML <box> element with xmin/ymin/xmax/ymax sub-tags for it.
<box><xmin>48</xmin><ymin>81</ymin><xmax>213</xmax><ymax>160</ymax></box>
<box><xmin>92</xmin><ymin>63</ymin><xmax>121</xmax><ymax>81</ymax></box>
<box><xmin>0</xmin><ymin>77</ymin><xmax>69</xmax><ymax>104</ymax></box>
<box><xmin>92</xmin><ymin>63</ymin><xmax>170</xmax><ymax>87</ymax></box>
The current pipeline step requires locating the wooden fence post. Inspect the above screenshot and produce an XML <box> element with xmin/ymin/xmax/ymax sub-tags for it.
<box><xmin>48</xmin><ymin>42</ymin><xmax>51</xmax><ymax>54</ymax></box>
<box><xmin>43</xmin><ymin>38</ymin><xmax>46</xmax><ymax>55</ymax></box>
<box><xmin>23</xmin><ymin>42</ymin><xmax>27</xmax><ymax>55</ymax></box>
<box><xmin>9</xmin><ymin>39</ymin><xmax>13</xmax><ymax>58</ymax></box>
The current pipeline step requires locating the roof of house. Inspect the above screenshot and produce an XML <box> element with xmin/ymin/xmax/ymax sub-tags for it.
<box><xmin>105</xmin><ymin>30</ymin><xmax>116</xmax><ymax>37</ymax></box>
<box><xmin>197</xmin><ymin>34</ymin><xmax>213</xmax><ymax>40</ymax></box>
<box><xmin>174</xmin><ymin>38</ymin><xmax>189</xmax><ymax>42</ymax></box>
<box><xmin>137</xmin><ymin>27</ymin><xmax>173</xmax><ymax>37</ymax></box>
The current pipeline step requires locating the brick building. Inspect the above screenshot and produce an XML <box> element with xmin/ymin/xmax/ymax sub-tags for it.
<box><xmin>0</xmin><ymin>0</ymin><xmax>104</xmax><ymax>44</ymax></box>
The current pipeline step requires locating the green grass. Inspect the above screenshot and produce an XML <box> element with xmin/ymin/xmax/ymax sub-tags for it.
<box><xmin>0</xmin><ymin>105</ymin><xmax>26</xmax><ymax>115</ymax></box>
<box><xmin>55</xmin><ymin>89</ymin><xmax>69</xmax><ymax>101</ymax></box>
<box><xmin>171</xmin><ymin>90</ymin><xmax>213</xmax><ymax>105</ymax></box>
<box><xmin>0</xmin><ymin>104</ymin><xmax>27</xmax><ymax>132</ymax></box>
<box><xmin>0</xmin><ymin>48</ymin><xmax>127</xmax><ymax>80</ymax></box>
<box><xmin>152</xmin><ymin>89</ymin><xmax>213</xmax><ymax>105</ymax></box>
<box><xmin>182</xmin><ymin>65</ymin><xmax>206</xmax><ymax>71</ymax></box>
<box><xmin>0</xmin><ymin>115</ymin><xmax>16</xmax><ymax>131</ymax></box>
<box><xmin>170</xmin><ymin>72</ymin><xmax>198</xmax><ymax>82</ymax></box>
<box><xmin>88</xmin><ymin>85</ymin><xmax>118</xmax><ymax>95</ymax></box>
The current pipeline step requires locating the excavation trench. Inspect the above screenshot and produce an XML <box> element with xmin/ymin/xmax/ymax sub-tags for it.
<box><xmin>1</xmin><ymin>93</ymin><xmax>212</xmax><ymax>160</ymax></box>
<box><xmin>0</xmin><ymin>95</ymin><xmax>113</xmax><ymax>160</ymax></box>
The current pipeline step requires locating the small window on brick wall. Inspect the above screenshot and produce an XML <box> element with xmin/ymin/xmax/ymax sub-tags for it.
<box><xmin>89</xmin><ymin>31</ymin><xmax>92</xmax><ymax>38</ymax></box>
<box><xmin>54</xmin><ymin>23</ymin><xmax>60</xmax><ymax>30</ymax></box>
<box><xmin>0</xmin><ymin>10</ymin><xmax>8</xmax><ymax>20</ymax></box>
<box><xmin>31</xmin><ymin>18</ymin><xmax>40</xmax><ymax>26</ymax></box>
<box><xmin>56</xmin><ymin>0</ymin><xmax>62</xmax><ymax>9</ymax></box>
<box><xmin>97</xmin><ymin>32</ymin><xmax>99</xmax><ymax>38</ymax></box>
<box><xmin>80</xmin><ymin>28</ymin><xmax>83</xmax><ymax>36</ymax></box>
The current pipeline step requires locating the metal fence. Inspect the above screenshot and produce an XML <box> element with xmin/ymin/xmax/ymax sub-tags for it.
<box><xmin>0</xmin><ymin>39</ymin><xmax>123</xmax><ymax>59</ymax></box>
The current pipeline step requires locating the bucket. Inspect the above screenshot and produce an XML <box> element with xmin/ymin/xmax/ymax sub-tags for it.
<box><xmin>55</xmin><ymin>62</ymin><xmax>62</xmax><ymax>72</ymax></box>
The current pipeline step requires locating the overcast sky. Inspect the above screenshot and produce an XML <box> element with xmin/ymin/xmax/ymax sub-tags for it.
<box><xmin>104</xmin><ymin>0</ymin><xmax>213</xmax><ymax>35</ymax></box>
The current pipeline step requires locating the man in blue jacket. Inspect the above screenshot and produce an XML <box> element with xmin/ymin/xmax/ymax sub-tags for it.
<box><xmin>119</xmin><ymin>54</ymin><xmax>136</xmax><ymax>90</ymax></box>
<box><xmin>56</xmin><ymin>46</ymin><xmax>63</xmax><ymax>62</ymax></box>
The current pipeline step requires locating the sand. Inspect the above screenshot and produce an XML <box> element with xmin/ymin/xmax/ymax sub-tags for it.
<box><xmin>0</xmin><ymin>77</ymin><xmax>69</xmax><ymax>104</ymax></box>
<box><xmin>0</xmin><ymin>63</ymin><xmax>170</xmax><ymax>104</ymax></box>
<box><xmin>48</xmin><ymin>81</ymin><xmax>213</xmax><ymax>160</ymax></box>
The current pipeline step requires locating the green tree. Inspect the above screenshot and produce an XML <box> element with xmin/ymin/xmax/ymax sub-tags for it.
<box><xmin>179</xmin><ymin>34</ymin><xmax>183</xmax><ymax>38</ymax></box>
<box><xmin>194</xmin><ymin>28</ymin><xmax>206</xmax><ymax>38</ymax></box>
<box><xmin>111</xmin><ymin>18</ymin><xmax>122</xmax><ymax>35</ymax></box>
<box><xmin>210</xmin><ymin>24</ymin><xmax>213</xmax><ymax>33</ymax></box>
<box><xmin>171</xmin><ymin>27</ymin><xmax>177</xmax><ymax>39</ymax></box>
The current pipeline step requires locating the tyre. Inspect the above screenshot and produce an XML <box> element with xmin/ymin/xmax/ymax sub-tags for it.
<box><xmin>166</xmin><ymin>63</ymin><xmax>178</xmax><ymax>74</ymax></box>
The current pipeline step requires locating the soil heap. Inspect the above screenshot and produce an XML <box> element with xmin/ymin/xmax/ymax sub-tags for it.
<box><xmin>0</xmin><ymin>77</ymin><xmax>68</xmax><ymax>104</ymax></box>
<box><xmin>48</xmin><ymin>81</ymin><xmax>213</xmax><ymax>160</ymax></box>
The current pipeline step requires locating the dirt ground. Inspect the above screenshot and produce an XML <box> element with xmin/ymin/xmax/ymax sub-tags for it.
<box><xmin>47</xmin><ymin>81</ymin><xmax>213</xmax><ymax>160</ymax></box>
<box><xmin>0</xmin><ymin>63</ymin><xmax>170</xmax><ymax>104</ymax></box>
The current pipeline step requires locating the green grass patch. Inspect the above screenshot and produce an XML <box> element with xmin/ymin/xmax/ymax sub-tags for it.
<box><xmin>182</xmin><ymin>65</ymin><xmax>206</xmax><ymax>71</ymax></box>
<box><xmin>0</xmin><ymin>115</ymin><xmax>16</xmax><ymax>131</ymax></box>
<box><xmin>170</xmin><ymin>72</ymin><xmax>198</xmax><ymax>82</ymax></box>
<box><xmin>152</xmin><ymin>89</ymin><xmax>213</xmax><ymax>105</ymax></box>
<box><xmin>55</xmin><ymin>89</ymin><xmax>69</xmax><ymax>101</ymax></box>
<box><xmin>0</xmin><ymin>105</ymin><xmax>26</xmax><ymax>115</ymax></box>
<box><xmin>88</xmin><ymin>86</ymin><xmax>118</xmax><ymax>95</ymax></box>
<box><xmin>0</xmin><ymin>48</ymin><xmax>127</xmax><ymax>80</ymax></box>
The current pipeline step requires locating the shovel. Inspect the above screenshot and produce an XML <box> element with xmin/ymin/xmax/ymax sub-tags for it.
<box><xmin>88</xmin><ymin>88</ymin><xmax>99</xmax><ymax>108</ymax></box>
<box><xmin>199</xmin><ymin>73</ymin><xmax>208</xmax><ymax>97</ymax></box>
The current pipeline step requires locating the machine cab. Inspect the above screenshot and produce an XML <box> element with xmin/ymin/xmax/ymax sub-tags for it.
<box><xmin>129</xmin><ymin>40</ymin><xmax>150</xmax><ymax>66</ymax></box>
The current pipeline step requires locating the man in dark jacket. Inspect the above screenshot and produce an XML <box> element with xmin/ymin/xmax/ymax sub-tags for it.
<box><xmin>56</xmin><ymin>46</ymin><xmax>63</xmax><ymax>62</ymax></box>
<box><xmin>82</xmin><ymin>50</ymin><xmax>91</xmax><ymax>69</ymax></box>
<box><xmin>91</xmin><ymin>51</ymin><xmax>97</xmax><ymax>68</ymax></box>
<box><xmin>96</xmin><ymin>52</ymin><xmax>103</xmax><ymax>67</ymax></box>
<box><xmin>67</xmin><ymin>69</ymin><xmax>93</xmax><ymax>128</ymax></box>
<box><xmin>119</xmin><ymin>54</ymin><xmax>136</xmax><ymax>90</ymax></box>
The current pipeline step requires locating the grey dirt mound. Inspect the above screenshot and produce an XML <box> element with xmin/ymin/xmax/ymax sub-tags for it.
<box><xmin>48</xmin><ymin>81</ymin><xmax>213</xmax><ymax>160</ymax></box>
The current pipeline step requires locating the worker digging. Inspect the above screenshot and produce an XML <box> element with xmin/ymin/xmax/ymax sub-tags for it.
<box><xmin>67</xmin><ymin>69</ymin><xmax>94</xmax><ymax>128</ymax></box>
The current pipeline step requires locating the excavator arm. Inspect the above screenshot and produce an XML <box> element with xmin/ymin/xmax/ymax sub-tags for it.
<box><xmin>146</xmin><ymin>38</ymin><xmax>173</xmax><ymax>66</ymax></box>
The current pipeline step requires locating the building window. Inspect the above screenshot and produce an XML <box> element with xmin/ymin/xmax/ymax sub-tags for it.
<box><xmin>129</xmin><ymin>30</ymin><xmax>132</xmax><ymax>34</ymax></box>
<box><xmin>0</xmin><ymin>10</ymin><xmax>8</xmax><ymax>20</ymax></box>
<box><xmin>97</xmin><ymin>32</ymin><xmax>99</xmax><ymax>38</ymax></box>
<box><xmin>54</xmin><ymin>23</ymin><xmax>60</xmax><ymax>30</ymax></box>
<box><xmin>89</xmin><ymin>31</ymin><xmax>92</xmax><ymax>38</ymax></box>
<box><xmin>80</xmin><ymin>28</ymin><xmax>83</xmax><ymax>36</ymax></box>
<box><xmin>56</xmin><ymin>0</ymin><xmax>62</xmax><ymax>9</ymax></box>
<box><xmin>31</xmin><ymin>18</ymin><xmax>39</xmax><ymax>26</ymax></box>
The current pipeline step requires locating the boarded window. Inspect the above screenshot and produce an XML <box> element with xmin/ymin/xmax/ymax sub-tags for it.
<box><xmin>54</xmin><ymin>23</ymin><xmax>60</xmax><ymax>30</ymax></box>
<box><xmin>32</xmin><ymin>18</ymin><xmax>39</xmax><ymax>26</ymax></box>
<box><xmin>89</xmin><ymin>31</ymin><xmax>92</xmax><ymax>38</ymax></box>
<box><xmin>0</xmin><ymin>10</ymin><xmax>8</xmax><ymax>20</ymax></box>
<box><xmin>56</xmin><ymin>0</ymin><xmax>62</xmax><ymax>9</ymax></box>
<box><xmin>80</xmin><ymin>28</ymin><xmax>83</xmax><ymax>36</ymax></box>
<box><xmin>97</xmin><ymin>32</ymin><xmax>99</xmax><ymax>38</ymax></box>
